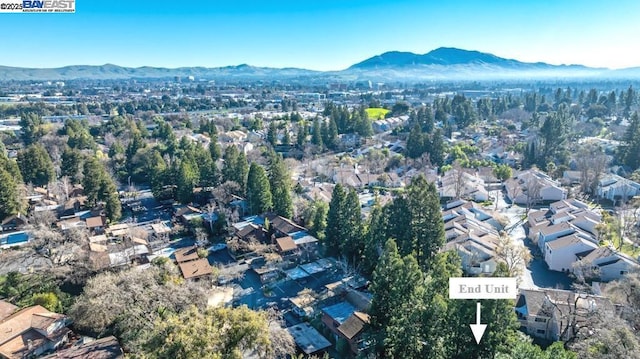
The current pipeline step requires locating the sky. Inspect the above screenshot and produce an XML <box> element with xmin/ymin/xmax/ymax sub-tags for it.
<box><xmin>1</xmin><ymin>0</ymin><xmax>640</xmax><ymax>71</ymax></box>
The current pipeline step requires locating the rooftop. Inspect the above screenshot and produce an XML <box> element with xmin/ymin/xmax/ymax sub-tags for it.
<box><xmin>287</xmin><ymin>323</ymin><xmax>331</xmax><ymax>355</ymax></box>
<box><xmin>178</xmin><ymin>258</ymin><xmax>213</xmax><ymax>280</ymax></box>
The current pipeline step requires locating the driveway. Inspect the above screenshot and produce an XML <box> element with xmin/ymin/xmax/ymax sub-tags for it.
<box><xmin>494</xmin><ymin>190</ymin><xmax>573</xmax><ymax>290</ymax></box>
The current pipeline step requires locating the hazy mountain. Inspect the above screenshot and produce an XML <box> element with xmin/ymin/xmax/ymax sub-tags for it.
<box><xmin>0</xmin><ymin>47</ymin><xmax>637</xmax><ymax>81</ymax></box>
<box><xmin>0</xmin><ymin>64</ymin><xmax>320</xmax><ymax>81</ymax></box>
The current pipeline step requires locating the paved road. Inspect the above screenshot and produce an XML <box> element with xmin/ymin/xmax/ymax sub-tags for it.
<box><xmin>494</xmin><ymin>190</ymin><xmax>573</xmax><ymax>290</ymax></box>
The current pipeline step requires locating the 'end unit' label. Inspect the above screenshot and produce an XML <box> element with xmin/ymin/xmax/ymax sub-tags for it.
<box><xmin>449</xmin><ymin>277</ymin><xmax>518</xmax><ymax>299</ymax></box>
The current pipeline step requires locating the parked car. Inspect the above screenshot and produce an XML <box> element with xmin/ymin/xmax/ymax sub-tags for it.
<box><xmin>208</xmin><ymin>243</ymin><xmax>227</xmax><ymax>252</ymax></box>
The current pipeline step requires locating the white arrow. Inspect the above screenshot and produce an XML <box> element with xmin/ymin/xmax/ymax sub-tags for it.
<box><xmin>470</xmin><ymin>302</ymin><xmax>487</xmax><ymax>344</ymax></box>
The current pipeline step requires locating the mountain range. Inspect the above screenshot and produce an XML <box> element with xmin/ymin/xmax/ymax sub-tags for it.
<box><xmin>1</xmin><ymin>47</ymin><xmax>639</xmax><ymax>82</ymax></box>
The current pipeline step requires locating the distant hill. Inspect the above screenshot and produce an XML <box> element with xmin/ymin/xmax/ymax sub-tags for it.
<box><xmin>0</xmin><ymin>47</ymin><xmax>637</xmax><ymax>81</ymax></box>
<box><xmin>0</xmin><ymin>64</ymin><xmax>320</xmax><ymax>81</ymax></box>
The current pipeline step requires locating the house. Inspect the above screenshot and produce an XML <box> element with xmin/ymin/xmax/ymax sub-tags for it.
<box><xmin>265</xmin><ymin>214</ymin><xmax>307</xmax><ymax>238</ymax></box>
<box><xmin>544</xmin><ymin>234</ymin><xmax>599</xmax><ymax>272</ymax></box>
<box><xmin>41</xmin><ymin>336</ymin><xmax>124</xmax><ymax>359</ymax></box>
<box><xmin>289</xmin><ymin>292</ymin><xmax>317</xmax><ymax>318</ymax></box>
<box><xmin>442</xmin><ymin>200</ymin><xmax>502</xmax><ymax>275</ymax></box>
<box><xmin>596</xmin><ymin>174</ymin><xmax>640</xmax><ymax>203</ymax></box>
<box><xmin>320</xmin><ymin>290</ymin><xmax>371</xmax><ymax>355</ymax></box>
<box><xmin>287</xmin><ymin>323</ymin><xmax>332</xmax><ymax>356</ymax></box>
<box><xmin>337</xmin><ymin>311</ymin><xmax>370</xmax><ymax>355</ymax></box>
<box><xmin>275</xmin><ymin>236</ymin><xmax>298</xmax><ymax>255</ymax></box>
<box><xmin>178</xmin><ymin>258</ymin><xmax>214</xmax><ymax>280</ymax></box>
<box><xmin>438</xmin><ymin>169</ymin><xmax>489</xmax><ymax>202</ymax></box>
<box><xmin>515</xmin><ymin>288</ymin><xmax>611</xmax><ymax>341</ymax></box>
<box><xmin>505</xmin><ymin>169</ymin><xmax>566</xmax><ymax>205</ymax></box>
<box><xmin>85</xmin><ymin>216</ymin><xmax>105</xmax><ymax>233</ymax></box>
<box><xmin>574</xmin><ymin>246</ymin><xmax>639</xmax><ymax>282</ymax></box>
<box><xmin>174</xmin><ymin>246</ymin><xmax>200</xmax><ymax>263</ymax></box>
<box><xmin>0</xmin><ymin>301</ymin><xmax>71</xmax><ymax>359</ymax></box>
<box><xmin>1</xmin><ymin>214</ymin><xmax>27</xmax><ymax>233</ymax></box>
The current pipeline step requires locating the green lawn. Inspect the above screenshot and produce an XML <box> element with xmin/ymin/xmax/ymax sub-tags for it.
<box><xmin>365</xmin><ymin>107</ymin><xmax>390</xmax><ymax>120</ymax></box>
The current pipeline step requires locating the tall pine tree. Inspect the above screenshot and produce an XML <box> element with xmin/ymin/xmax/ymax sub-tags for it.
<box><xmin>246</xmin><ymin>163</ymin><xmax>272</xmax><ymax>215</ymax></box>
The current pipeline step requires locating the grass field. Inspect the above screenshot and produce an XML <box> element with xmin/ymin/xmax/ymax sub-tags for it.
<box><xmin>365</xmin><ymin>107</ymin><xmax>390</xmax><ymax>120</ymax></box>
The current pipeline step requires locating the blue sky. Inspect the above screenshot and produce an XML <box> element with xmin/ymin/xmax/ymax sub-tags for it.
<box><xmin>1</xmin><ymin>0</ymin><xmax>640</xmax><ymax>70</ymax></box>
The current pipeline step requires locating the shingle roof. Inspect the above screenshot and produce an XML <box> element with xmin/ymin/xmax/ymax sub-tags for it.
<box><xmin>178</xmin><ymin>258</ymin><xmax>213</xmax><ymax>279</ymax></box>
<box><xmin>41</xmin><ymin>336</ymin><xmax>124</xmax><ymax>359</ymax></box>
<box><xmin>174</xmin><ymin>246</ymin><xmax>200</xmax><ymax>263</ymax></box>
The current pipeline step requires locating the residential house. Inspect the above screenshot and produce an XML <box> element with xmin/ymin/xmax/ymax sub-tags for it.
<box><xmin>506</xmin><ymin>169</ymin><xmax>566</xmax><ymax>205</ymax></box>
<box><xmin>527</xmin><ymin>199</ymin><xmax>602</xmax><ymax>255</ymax></box>
<box><xmin>0</xmin><ymin>301</ymin><xmax>71</xmax><ymax>359</ymax></box>
<box><xmin>596</xmin><ymin>174</ymin><xmax>640</xmax><ymax>203</ymax></box>
<box><xmin>321</xmin><ymin>290</ymin><xmax>372</xmax><ymax>356</ymax></box>
<box><xmin>515</xmin><ymin>288</ymin><xmax>611</xmax><ymax>341</ymax></box>
<box><xmin>574</xmin><ymin>246</ymin><xmax>639</xmax><ymax>282</ymax></box>
<box><xmin>442</xmin><ymin>200</ymin><xmax>502</xmax><ymax>275</ymax></box>
<box><xmin>337</xmin><ymin>312</ymin><xmax>370</xmax><ymax>355</ymax></box>
<box><xmin>41</xmin><ymin>336</ymin><xmax>124</xmax><ymax>359</ymax></box>
<box><xmin>85</xmin><ymin>216</ymin><xmax>105</xmax><ymax>234</ymax></box>
<box><xmin>544</xmin><ymin>234</ymin><xmax>599</xmax><ymax>272</ymax></box>
<box><xmin>174</xmin><ymin>246</ymin><xmax>213</xmax><ymax>280</ymax></box>
<box><xmin>438</xmin><ymin>169</ymin><xmax>489</xmax><ymax>202</ymax></box>
<box><xmin>287</xmin><ymin>323</ymin><xmax>332</xmax><ymax>356</ymax></box>
<box><xmin>0</xmin><ymin>214</ymin><xmax>27</xmax><ymax>233</ymax></box>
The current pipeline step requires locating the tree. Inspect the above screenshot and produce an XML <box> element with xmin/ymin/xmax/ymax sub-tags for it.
<box><xmin>267</xmin><ymin>122</ymin><xmax>278</xmax><ymax>147</ymax></box>
<box><xmin>311</xmin><ymin>118</ymin><xmax>323</xmax><ymax>148</ymax></box>
<box><xmin>341</xmin><ymin>188</ymin><xmax>364</xmax><ymax>264</ymax></box>
<box><xmin>367</xmin><ymin>239</ymin><xmax>424</xmax><ymax>358</ymax></box>
<box><xmin>494</xmin><ymin>164</ymin><xmax>513</xmax><ymax>181</ymax></box>
<box><xmin>17</xmin><ymin>144</ymin><xmax>55</xmax><ymax>186</ymax></box>
<box><xmin>141</xmin><ymin>305</ymin><xmax>294</xmax><ymax>359</ymax></box>
<box><xmin>495</xmin><ymin>231</ymin><xmax>532</xmax><ymax>279</ymax></box>
<box><xmin>0</xmin><ymin>167</ymin><xmax>22</xmax><ymax>220</ymax></box>
<box><xmin>325</xmin><ymin>184</ymin><xmax>347</xmax><ymax>256</ymax></box>
<box><xmin>268</xmin><ymin>155</ymin><xmax>293</xmax><ymax>218</ymax></box>
<box><xmin>176</xmin><ymin>159</ymin><xmax>199</xmax><ymax>204</ymax></box>
<box><xmin>618</xmin><ymin>112</ymin><xmax>640</xmax><ymax>170</ymax></box>
<box><xmin>82</xmin><ymin>156</ymin><xmax>121</xmax><ymax>221</ymax></box>
<box><xmin>69</xmin><ymin>263</ymin><xmax>210</xmax><ymax>352</ymax></box>
<box><xmin>246</xmin><ymin>163</ymin><xmax>272</xmax><ymax>215</ymax></box>
<box><xmin>20</xmin><ymin>112</ymin><xmax>46</xmax><ymax>145</ymax></box>
<box><xmin>61</xmin><ymin>147</ymin><xmax>82</xmax><ymax>183</ymax></box>
<box><xmin>362</xmin><ymin>202</ymin><xmax>387</xmax><ymax>275</ymax></box>
<box><xmin>406</xmin><ymin>174</ymin><xmax>445</xmax><ymax>270</ymax></box>
<box><xmin>222</xmin><ymin>145</ymin><xmax>248</xmax><ymax>193</ymax></box>
<box><xmin>428</xmin><ymin>129</ymin><xmax>446</xmax><ymax>167</ymax></box>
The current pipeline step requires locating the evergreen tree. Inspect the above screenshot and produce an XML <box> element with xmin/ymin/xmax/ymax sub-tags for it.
<box><xmin>61</xmin><ymin>147</ymin><xmax>82</xmax><ymax>183</ymax></box>
<box><xmin>282</xmin><ymin>126</ymin><xmax>291</xmax><ymax>146</ymax></box>
<box><xmin>267</xmin><ymin>122</ymin><xmax>278</xmax><ymax>147</ymax></box>
<box><xmin>19</xmin><ymin>112</ymin><xmax>46</xmax><ymax>145</ymax></box>
<box><xmin>0</xmin><ymin>145</ymin><xmax>23</xmax><ymax>184</ymax></box>
<box><xmin>311</xmin><ymin>118</ymin><xmax>323</xmax><ymax>147</ymax></box>
<box><xmin>325</xmin><ymin>184</ymin><xmax>347</xmax><ymax>256</ymax></box>
<box><xmin>268</xmin><ymin>155</ymin><xmax>293</xmax><ymax>218</ymax></box>
<box><xmin>619</xmin><ymin>112</ymin><xmax>640</xmax><ymax>170</ymax></box>
<box><xmin>341</xmin><ymin>188</ymin><xmax>364</xmax><ymax>264</ymax></box>
<box><xmin>149</xmin><ymin>151</ymin><xmax>168</xmax><ymax>198</ymax></box>
<box><xmin>17</xmin><ymin>144</ymin><xmax>55</xmax><ymax>187</ymax></box>
<box><xmin>363</xmin><ymin>202</ymin><xmax>387</xmax><ymax>275</ymax></box>
<box><xmin>246</xmin><ymin>163</ymin><xmax>272</xmax><ymax>215</ymax></box>
<box><xmin>83</xmin><ymin>156</ymin><xmax>105</xmax><ymax>205</ymax></box>
<box><xmin>222</xmin><ymin>145</ymin><xmax>248</xmax><ymax>193</ymax></box>
<box><xmin>407</xmin><ymin>175</ymin><xmax>445</xmax><ymax>269</ymax></box>
<box><xmin>310</xmin><ymin>200</ymin><xmax>328</xmax><ymax>241</ymax></box>
<box><xmin>296</xmin><ymin>121</ymin><xmax>307</xmax><ymax>147</ymax></box>
<box><xmin>428</xmin><ymin>129</ymin><xmax>446</xmax><ymax>167</ymax></box>
<box><xmin>367</xmin><ymin>239</ymin><xmax>424</xmax><ymax>358</ymax></box>
<box><xmin>326</xmin><ymin>117</ymin><xmax>339</xmax><ymax>149</ymax></box>
<box><xmin>406</xmin><ymin>124</ymin><xmax>425</xmax><ymax>159</ymax></box>
<box><xmin>0</xmin><ymin>167</ymin><xmax>22</xmax><ymax>220</ymax></box>
<box><xmin>176</xmin><ymin>159</ymin><xmax>199</xmax><ymax>204</ymax></box>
